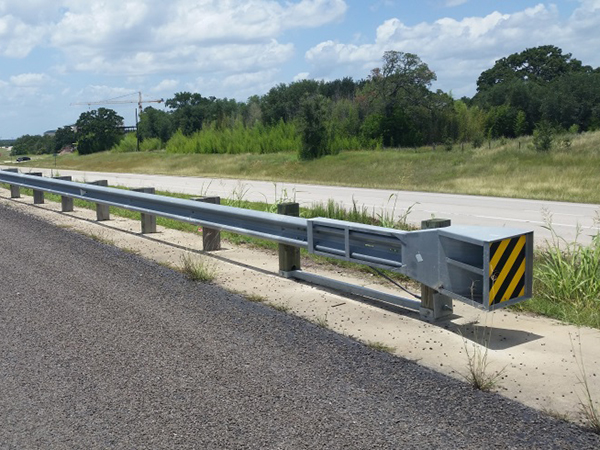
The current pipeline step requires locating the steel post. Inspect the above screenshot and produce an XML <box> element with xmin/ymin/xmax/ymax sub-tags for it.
<box><xmin>133</xmin><ymin>187</ymin><xmax>157</xmax><ymax>233</ymax></box>
<box><xmin>88</xmin><ymin>180</ymin><xmax>110</xmax><ymax>221</ymax></box>
<box><xmin>194</xmin><ymin>197</ymin><xmax>221</xmax><ymax>251</ymax></box>
<box><xmin>2</xmin><ymin>168</ymin><xmax>20</xmax><ymax>198</ymax></box>
<box><xmin>53</xmin><ymin>176</ymin><xmax>74</xmax><ymax>212</ymax></box>
<box><xmin>30</xmin><ymin>172</ymin><xmax>45</xmax><ymax>204</ymax></box>
<box><xmin>278</xmin><ymin>202</ymin><xmax>301</xmax><ymax>272</ymax></box>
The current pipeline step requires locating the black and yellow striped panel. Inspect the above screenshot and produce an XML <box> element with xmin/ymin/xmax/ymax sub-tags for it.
<box><xmin>489</xmin><ymin>235</ymin><xmax>527</xmax><ymax>306</ymax></box>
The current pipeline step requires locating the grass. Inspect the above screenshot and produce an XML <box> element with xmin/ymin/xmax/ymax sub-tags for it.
<box><xmin>366</xmin><ymin>341</ymin><xmax>396</xmax><ymax>353</ymax></box>
<box><xmin>312</xmin><ymin>314</ymin><xmax>329</xmax><ymax>329</ymax></box>
<box><xmin>81</xmin><ymin>230</ymin><xmax>115</xmax><ymax>246</ymax></box>
<box><xmin>571</xmin><ymin>334</ymin><xmax>600</xmax><ymax>433</ymax></box>
<box><xmin>460</xmin><ymin>327</ymin><xmax>506</xmax><ymax>392</ymax></box>
<box><xmin>513</xmin><ymin>211</ymin><xmax>600</xmax><ymax>329</ymax></box>
<box><xmin>245</xmin><ymin>293</ymin><xmax>267</xmax><ymax>303</ymax></box>
<box><xmin>268</xmin><ymin>302</ymin><xmax>290</xmax><ymax>312</ymax></box>
<box><xmin>179</xmin><ymin>252</ymin><xmax>216</xmax><ymax>283</ymax></box>
<box><xmin>17</xmin><ymin>129</ymin><xmax>600</xmax><ymax>204</ymax></box>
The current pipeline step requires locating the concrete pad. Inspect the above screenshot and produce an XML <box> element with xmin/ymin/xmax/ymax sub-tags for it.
<box><xmin>1</xmin><ymin>187</ymin><xmax>598</xmax><ymax>426</ymax></box>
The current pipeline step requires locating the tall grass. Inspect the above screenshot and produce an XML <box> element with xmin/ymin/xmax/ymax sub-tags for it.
<box><xmin>166</xmin><ymin>120</ymin><xmax>301</xmax><ymax>155</ymax></box>
<box><xmin>112</xmin><ymin>133</ymin><xmax>164</xmax><ymax>153</ymax></box>
<box><xmin>515</xmin><ymin>212</ymin><xmax>600</xmax><ymax>328</ymax></box>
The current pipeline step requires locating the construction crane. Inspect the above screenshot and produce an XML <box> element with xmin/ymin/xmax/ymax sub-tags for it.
<box><xmin>70</xmin><ymin>91</ymin><xmax>164</xmax><ymax>151</ymax></box>
<box><xmin>70</xmin><ymin>91</ymin><xmax>164</xmax><ymax>114</ymax></box>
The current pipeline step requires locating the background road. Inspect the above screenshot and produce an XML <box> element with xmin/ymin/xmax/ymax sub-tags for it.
<box><xmin>4</xmin><ymin>166</ymin><xmax>599</xmax><ymax>244</ymax></box>
<box><xmin>1</xmin><ymin>203</ymin><xmax>599</xmax><ymax>448</ymax></box>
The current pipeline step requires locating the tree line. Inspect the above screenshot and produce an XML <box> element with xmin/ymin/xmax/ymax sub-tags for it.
<box><xmin>12</xmin><ymin>45</ymin><xmax>600</xmax><ymax>159</ymax></box>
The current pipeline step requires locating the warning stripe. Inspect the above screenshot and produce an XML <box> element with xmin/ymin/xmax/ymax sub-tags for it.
<box><xmin>489</xmin><ymin>235</ymin><xmax>527</xmax><ymax>306</ymax></box>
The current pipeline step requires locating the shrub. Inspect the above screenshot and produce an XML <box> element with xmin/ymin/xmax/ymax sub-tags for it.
<box><xmin>533</xmin><ymin>121</ymin><xmax>554</xmax><ymax>152</ymax></box>
<box><xmin>472</xmin><ymin>133</ymin><xmax>484</xmax><ymax>149</ymax></box>
<box><xmin>444</xmin><ymin>137</ymin><xmax>453</xmax><ymax>152</ymax></box>
<box><xmin>112</xmin><ymin>133</ymin><xmax>138</xmax><ymax>153</ymax></box>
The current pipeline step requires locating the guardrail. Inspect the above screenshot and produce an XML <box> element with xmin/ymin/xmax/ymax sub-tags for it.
<box><xmin>0</xmin><ymin>170</ymin><xmax>534</xmax><ymax>320</ymax></box>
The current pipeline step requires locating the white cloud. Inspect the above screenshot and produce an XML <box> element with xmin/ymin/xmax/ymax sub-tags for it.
<box><xmin>305</xmin><ymin>1</ymin><xmax>600</xmax><ymax>96</ymax></box>
<box><xmin>0</xmin><ymin>15</ymin><xmax>46</xmax><ymax>57</ymax></box>
<box><xmin>1</xmin><ymin>0</ymin><xmax>346</xmax><ymax>75</ymax></box>
<box><xmin>72</xmin><ymin>85</ymin><xmax>138</xmax><ymax>105</ymax></box>
<box><xmin>10</xmin><ymin>73</ymin><xmax>51</xmax><ymax>87</ymax></box>
<box><xmin>293</xmin><ymin>72</ymin><xmax>310</xmax><ymax>81</ymax></box>
<box><xmin>185</xmin><ymin>68</ymin><xmax>282</xmax><ymax>100</ymax></box>
<box><xmin>152</xmin><ymin>79</ymin><xmax>179</xmax><ymax>93</ymax></box>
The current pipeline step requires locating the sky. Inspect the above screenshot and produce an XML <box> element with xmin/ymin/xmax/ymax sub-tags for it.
<box><xmin>1</xmin><ymin>0</ymin><xmax>599</xmax><ymax>138</ymax></box>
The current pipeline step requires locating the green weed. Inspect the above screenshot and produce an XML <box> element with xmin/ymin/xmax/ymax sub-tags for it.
<box><xmin>571</xmin><ymin>334</ymin><xmax>600</xmax><ymax>433</ymax></box>
<box><xmin>180</xmin><ymin>252</ymin><xmax>216</xmax><ymax>283</ymax></box>
<box><xmin>515</xmin><ymin>210</ymin><xmax>600</xmax><ymax>328</ymax></box>
<box><xmin>460</xmin><ymin>326</ymin><xmax>506</xmax><ymax>392</ymax></box>
<box><xmin>366</xmin><ymin>341</ymin><xmax>396</xmax><ymax>353</ymax></box>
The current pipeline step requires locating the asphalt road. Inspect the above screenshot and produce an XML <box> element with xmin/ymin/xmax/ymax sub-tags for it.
<box><xmin>1</xmin><ymin>203</ymin><xmax>599</xmax><ymax>449</ymax></box>
<box><xmin>4</xmin><ymin>166</ymin><xmax>599</xmax><ymax>244</ymax></box>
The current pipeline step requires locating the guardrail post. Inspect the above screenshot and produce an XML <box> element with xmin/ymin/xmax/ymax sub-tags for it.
<box><xmin>193</xmin><ymin>197</ymin><xmax>221</xmax><ymax>251</ymax></box>
<box><xmin>53</xmin><ymin>176</ymin><xmax>74</xmax><ymax>212</ymax></box>
<box><xmin>88</xmin><ymin>180</ymin><xmax>110</xmax><ymax>221</ymax></box>
<box><xmin>420</xmin><ymin>218</ymin><xmax>453</xmax><ymax>321</ymax></box>
<box><xmin>133</xmin><ymin>187</ymin><xmax>157</xmax><ymax>233</ymax></box>
<box><xmin>30</xmin><ymin>172</ymin><xmax>44</xmax><ymax>204</ymax></box>
<box><xmin>278</xmin><ymin>202</ymin><xmax>301</xmax><ymax>272</ymax></box>
<box><xmin>2</xmin><ymin>168</ymin><xmax>20</xmax><ymax>198</ymax></box>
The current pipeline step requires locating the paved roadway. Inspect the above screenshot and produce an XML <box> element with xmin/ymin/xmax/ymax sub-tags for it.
<box><xmin>4</xmin><ymin>166</ymin><xmax>599</xmax><ymax>244</ymax></box>
<box><xmin>2</xmin><ymin>203</ymin><xmax>600</xmax><ymax>448</ymax></box>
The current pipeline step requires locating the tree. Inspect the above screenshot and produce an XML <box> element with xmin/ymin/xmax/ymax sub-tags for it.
<box><xmin>514</xmin><ymin>111</ymin><xmax>527</xmax><ymax>137</ymax></box>
<box><xmin>298</xmin><ymin>94</ymin><xmax>331</xmax><ymax>160</ymax></box>
<box><xmin>477</xmin><ymin>45</ymin><xmax>590</xmax><ymax>93</ymax></box>
<box><xmin>138</xmin><ymin>107</ymin><xmax>174</xmax><ymax>142</ymax></box>
<box><xmin>12</xmin><ymin>134</ymin><xmax>53</xmax><ymax>155</ymax></box>
<box><xmin>165</xmin><ymin>92</ymin><xmax>206</xmax><ymax>135</ymax></box>
<box><xmin>53</xmin><ymin>126</ymin><xmax>76</xmax><ymax>152</ymax></box>
<box><xmin>75</xmin><ymin>108</ymin><xmax>124</xmax><ymax>155</ymax></box>
<box><xmin>540</xmin><ymin>73</ymin><xmax>600</xmax><ymax>131</ymax></box>
<box><xmin>532</xmin><ymin>120</ymin><xmax>554</xmax><ymax>152</ymax></box>
<box><xmin>359</xmin><ymin>51</ymin><xmax>437</xmax><ymax>146</ymax></box>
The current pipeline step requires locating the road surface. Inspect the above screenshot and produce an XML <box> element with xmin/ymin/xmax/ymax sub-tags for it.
<box><xmin>3</xmin><ymin>166</ymin><xmax>598</xmax><ymax>244</ymax></box>
<box><xmin>1</xmin><ymin>203</ymin><xmax>599</xmax><ymax>448</ymax></box>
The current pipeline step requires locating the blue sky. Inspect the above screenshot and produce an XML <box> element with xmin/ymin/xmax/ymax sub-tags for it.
<box><xmin>1</xmin><ymin>0</ymin><xmax>599</xmax><ymax>138</ymax></box>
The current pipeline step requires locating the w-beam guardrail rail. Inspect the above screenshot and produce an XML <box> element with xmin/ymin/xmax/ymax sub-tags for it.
<box><xmin>0</xmin><ymin>170</ymin><xmax>533</xmax><ymax>320</ymax></box>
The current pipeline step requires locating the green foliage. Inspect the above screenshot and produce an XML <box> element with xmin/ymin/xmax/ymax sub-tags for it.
<box><xmin>514</xmin><ymin>110</ymin><xmax>527</xmax><ymax>137</ymax></box>
<box><xmin>53</xmin><ymin>126</ymin><xmax>76</xmax><ymax>152</ymax></box>
<box><xmin>486</xmin><ymin>104</ymin><xmax>518</xmax><ymax>138</ymax></box>
<box><xmin>112</xmin><ymin>133</ymin><xmax>138</xmax><ymax>153</ymax></box>
<box><xmin>298</xmin><ymin>94</ymin><xmax>331</xmax><ymax>160</ymax></box>
<box><xmin>12</xmin><ymin>46</ymin><xmax>600</xmax><ymax>160</ymax></box>
<box><xmin>180</xmin><ymin>252</ymin><xmax>216</xmax><ymax>283</ymax></box>
<box><xmin>471</xmin><ymin>133</ymin><xmax>484</xmax><ymax>149</ymax></box>
<box><xmin>517</xmin><ymin>216</ymin><xmax>600</xmax><ymax>329</ymax></box>
<box><xmin>11</xmin><ymin>134</ymin><xmax>53</xmax><ymax>155</ymax></box>
<box><xmin>444</xmin><ymin>137</ymin><xmax>454</xmax><ymax>152</ymax></box>
<box><xmin>477</xmin><ymin>45</ymin><xmax>590</xmax><ymax>93</ymax></box>
<box><xmin>140</xmin><ymin>137</ymin><xmax>162</xmax><ymax>152</ymax></box>
<box><xmin>138</xmin><ymin>106</ymin><xmax>174</xmax><ymax>142</ymax></box>
<box><xmin>165</xmin><ymin>120</ymin><xmax>300</xmax><ymax>154</ymax></box>
<box><xmin>532</xmin><ymin>121</ymin><xmax>554</xmax><ymax>152</ymax></box>
<box><xmin>76</xmin><ymin>107</ymin><xmax>124</xmax><ymax>155</ymax></box>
